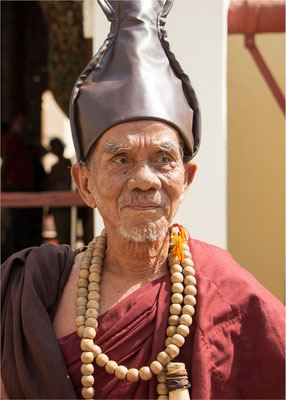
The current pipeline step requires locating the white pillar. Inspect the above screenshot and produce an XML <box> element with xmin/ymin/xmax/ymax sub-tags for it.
<box><xmin>93</xmin><ymin>0</ymin><xmax>229</xmax><ymax>247</ymax></box>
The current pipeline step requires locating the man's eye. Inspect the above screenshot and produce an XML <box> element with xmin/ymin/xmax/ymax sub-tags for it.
<box><xmin>113</xmin><ymin>156</ymin><xmax>128</xmax><ymax>164</ymax></box>
<box><xmin>157</xmin><ymin>155</ymin><xmax>171</xmax><ymax>163</ymax></box>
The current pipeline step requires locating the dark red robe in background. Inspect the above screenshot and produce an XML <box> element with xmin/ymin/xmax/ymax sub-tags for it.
<box><xmin>1</xmin><ymin>239</ymin><xmax>285</xmax><ymax>399</ymax></box>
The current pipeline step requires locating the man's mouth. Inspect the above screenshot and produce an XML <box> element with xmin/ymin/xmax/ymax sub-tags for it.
<box><xmin>125</xmin><ymin>202</ymin><xmax>161</xmax><ymax>211</ymax></box>
<box><xmin>119</xmin><ymin>192</ymin><xmax>168</xmax><ymax>211</ymax></box>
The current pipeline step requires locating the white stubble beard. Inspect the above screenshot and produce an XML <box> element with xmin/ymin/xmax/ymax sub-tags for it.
<box><xmin>117</xmin><ymin>223</ymin><xmax>169</xmax><ymax>242</ymax></box>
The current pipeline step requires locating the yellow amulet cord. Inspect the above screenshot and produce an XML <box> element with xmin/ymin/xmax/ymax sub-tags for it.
<box><xmin>170</xmin><ymin>224</ymin><xmax>189</xmax><ymax>263</ymax></box>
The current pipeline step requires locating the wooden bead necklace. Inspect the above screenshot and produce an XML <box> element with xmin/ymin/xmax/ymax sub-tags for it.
<box><xmin>76</xmin><ymin>224</ymin><xmax>197</xmax><ymax>400</ymax></box>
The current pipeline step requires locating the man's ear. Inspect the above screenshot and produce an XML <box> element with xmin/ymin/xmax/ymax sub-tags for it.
<box><xmin>179</xmin><ymin>162</ymin><xmax>197</xmax><ymax>203</ymax></box>
<box><xmin>71</xmin><ymin>164</ymin><xmax>97</xmax><ymax>209</ymax></box>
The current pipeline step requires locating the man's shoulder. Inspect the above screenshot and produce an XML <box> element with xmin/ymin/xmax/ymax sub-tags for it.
<box><xmin>1</xmin><ymin>243</ymin><xmax>77</xmax><ymax>297</ymax></box>
<box><xmin>191</xmin><ymin>238</ymin><xmax>258</xmax><ymax>284</ymax></box>
<box><xmin>1</xmin><ymin>243</ymin><xmax>81</xmax><ymax>321</ymax></box>
<box><xmin>189</xmin><ymin>238</ymin><xmax>284</xmax><ymax>311</ymax></box>
<box><xmin>1</xmin><ymin>243</ymin><xmax>74</xmax><ymax>270</ymax></box>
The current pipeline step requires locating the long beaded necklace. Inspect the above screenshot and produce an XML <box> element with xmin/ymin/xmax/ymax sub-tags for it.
<box><xmin>76</xmin><ymin>224</ymin><xmax>197</xmax><ymax>400</ymax></box>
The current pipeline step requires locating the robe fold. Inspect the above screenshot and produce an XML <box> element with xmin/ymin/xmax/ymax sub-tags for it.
<box><xmin>1</xmin><ymin>239</ymin><xmax>285</xmax><ymax>399</ymax></box>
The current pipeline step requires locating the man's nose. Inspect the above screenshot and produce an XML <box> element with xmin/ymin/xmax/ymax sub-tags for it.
<box><xmin>127</xmin><ymin>162</ymin><xmax>161</xmax><ymax>191</ymax></box>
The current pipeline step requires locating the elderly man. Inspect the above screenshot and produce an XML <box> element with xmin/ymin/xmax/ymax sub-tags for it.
<box><xmin>1</xmin><ymin>1</ymin><xmax>285</xmax><ymax>399</ymax></box>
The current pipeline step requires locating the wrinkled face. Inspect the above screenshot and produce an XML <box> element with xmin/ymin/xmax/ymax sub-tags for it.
<box><xmin>77</xmin><ymin>120</ymin><xmax>196</xmax><ymax>242</ymax></box>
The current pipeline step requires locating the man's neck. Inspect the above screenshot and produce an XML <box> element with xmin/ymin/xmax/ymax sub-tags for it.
<box><xmin>102</xmin><ymin>231</ymin><xmax>170</xmax><ymax>281</ymax></box>
<box><xmin>95</xmin><ymin>232</ymin><xmax>169</xmax><ymax>316</ymax></box>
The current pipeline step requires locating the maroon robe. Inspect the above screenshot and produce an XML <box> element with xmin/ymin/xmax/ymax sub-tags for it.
<box><xmin>1</xmin><ymin>239</ymin><xmax>285</xmax><ymax>399</ymax></box>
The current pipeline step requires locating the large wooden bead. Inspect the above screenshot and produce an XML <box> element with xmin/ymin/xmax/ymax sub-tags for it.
<box><xmin>85</xmin><ymin>308</ymin><xmax>99</xmax><ymax>319</ymax></box>
<box><xmin>78</xmin><ymin>278</ymin><xmax>88</xmax><ymax>288</ymax></box>
<box><xmin>105</xmin><ymin>360</ymin><xmax>118</xmax><ymax>374</ymax></box>
<box><xmin>183</xmin><ymin>250</ymin><xmax>192</xmax><ymax>259</ymax></box>
<box><xmin>76</xmin><ymin>315</ymin><xmax>85</xmax><ymax>327</ymax></box>
<box><xmin>171</xmin><ymin>283</ymin><xmax>184</xmax><ymax>294</ymax></box>
<box><xmin>179</xmin><ymin>314</ymin><xmax>193</xmax><ymax>327</ymax></box>
<box><xmin>91</xmin><ymin>256</ymin><xmax>102</xmax><ymax>265</ymax></box>
<box><xmin>82</xmin><ymin>386</ymin><xmax>95</xmax><ymax>399</ymax></box>
<box><xmin>150</xmin><ymin>360</ymin><xmax>164</xmax><ymax>374</ymax></box>
<box><xmin>165</xmin><ymin>337</ymin><xmax>172</xmax><ymax>347</ymax></box>
<box><xmin>96</xmin><ymin>353</ymin><xmax>109</xmax><ymax>367</ymax></box>
<box><xmin>183</xmin><ymin>243</ymin><xmax>190</xmax><ymax>250</ymax></box>
<box><xmin>92</xmin><ymin>344</ymin><xmax>102</xmax><ymax>357</ymax></box>
<box><xmin>171</xmin><ymin>293</ymin><xmax>183</xmax><ymax>304</ymax></box>
<box><xmin>139</xmin><ymin>366</ymin><xmax>152</xmax><ymax>381</ymax></box>
<box><xmin>88</xmin><ymin>240</ymin><xmax>97</xmax><ymax>248</ymax></box>
<box><xmin>78</xmin><ymin>287</ymin><xmax>88</xmax><ymax>297</ymax></box>
<box><xmin>169</xmin><ymin>304</ymin><xmax>182</xmax><ymax>316</ymax></box>
<box><xmin>157</xmin><ymin>351</ymin><xmax>171</xmax><ymax>366</ymax></box>
<box><xmin>176</xmin><ymin>324</ymin><xmax>190</xmax><ymax>337</ymax></box>
<box><xmin>81</xmin><ymin>363</ymin><xmax>94</xmax><ymax>375</ymax></box>
<box><xmin>79</xmin><ymin>269</ymin><xmax>89</xmax><ymax>279</ymax></box>
<box><xmin>184</xmin><ymin>275</ymin><xmax>196</xmax><ymax>286</ymax></box>
<box><xmin>84</xmin><ymin>248</ymin><xmax>94</xmax><ymax>257</ymax></box>
<box><xmin>171</xmin><ymin>272</ymin><xmax>184</xmax><ymax>284</ymax></box>
<box><xmin>86</xmin><ymin>245</ymin><xmax>94</xmax><ymax>251</ymax></box>
<box><xmin>158</xmin><ymin>396</ymin><xmax>168</xmax><ymax>400</ymax></box>
<box><xmin>95</xmin><ymin>240</ymin><xmax>106</xmax><ymax>250</ymax></box>
<box><xmin>77</xmin><ymin>296</ymin><xmax>88</xmax><ymax>307</ymax></box>
<box><xmin>126</xmin><ymin>368</ymin><xmax>140</xmax><ymax>382</ymax></box>
<box><xmin>98</xmin><ymin>238</ymin><xmax>106</xmax><ymax>246</ymax></box>
<box><xmin>157</xmin><ymin>372</ymin><xmax>167</xmax><ymax>383</ymax></box>
<box><xmin>168</xmin><ymin>315</ymin><xmax>180</xmax><ymax>326</ymax></box>
<box><xmin>184</xmin><ymin>295</ymin><xmax>196</xmax><ymax>306</ymax></box>
<box><xmin>183</xmin><ymin>266</ymin><xmax>195</xmax><ymax>276</ymax></box>
<box><xmin>93</xmin><ymin>247</ymin><xmax>105</xmax><ymax>257</ymax></box>
<box><xmin>182</xmin><ymin>258</ymin><xmax>194</xmax><ymax>268</ymax></box>
<box><xmin>77</xmin><ymin>325</ymin><xmax>85</xmax><ymax>338</ymax></box>
<box><xmin>83</xmin><ymin>327</ymin><xmax>96</xmax><ymax>339</ymax></box>
<box><xmin>81</xmin><ymin>338</ymin><xmax>95</xmax><ymax>352</ymax></box>
<box><xmin>157</xmin><ymin>383</ymin><xmax>168</xmax><ymax>395</ymax></box>
<box><xmin>182</xmin><ymin>304</ymin><xmax>195</xmax><ymax>316</ymax></box>
<box><xmin>184</xmin><ymin>284</ymin><xmax>197</xmax><ymax>296</ymax></box>
<box><xmin>88</xmin><ymin>291</ymin><xmax>100</xmax><ymax>301</ymax></box>
<box><xmin>80</xmin><ymin>261</ymin><xmax>90</xmax><ymax>270</ymax></box>
<box><xmin>76</xmin><ymin>306</ymin><xmax>87</xmax><ymax>316</ymax></box>
<box><xmin>81</xmin><ymin>374</ymin><xmax>94</xmax><ymax>387</ymax></box>
<box><xmin>82</xmin><ymin>254</ymin><xmax>92</xmax><ymax>262</ymax></box>
<box><xmin>166</xmin><ymin>344</ymin><xmax>180</xmax><ymax>358</ymax></box>
<box><xmin>88</xmin><ymin>282</ymin><xmax>100</xmax><ymax>292</ymax></box>
<box><xmin>171</xmin><ymin>333</ymin><xmax>185</xmax><ymax>347</ymax></box>
<box><xmin>87</xmin><ymin>300</ymin><xmax>100</xmax><ymax>310</ymax></box>
<box><xmin>166</xmin><ymin>325</ymin><xmax>177</xmax><ymax>337</ymax></box>
<box><xmin>85</xmin><ymin>317</ymin><xmax>98</xmax><ymax>329</ymax></box>
<box><xmin>115</xmin><ymin>365</ymin><xmax>128</xmax><ymax>380</ymax></box>
<box><xmin>90</xmin><ymin>264</ymin><xmax>102</xmax><ymax>274</ymax></box>
<box><xmin>89</xmin><ymin>272</ymin><xmax>101</xmax><ymax>283</ymax></box>
<box><xmin>170</xmin><ymin>264</ymin><xmax>183</xmax><ymax>274</ymax></box>
<box><xmin>81</xmin><ymin>351</ymin><xmax>94</xmax><ymax>363</ymax></box>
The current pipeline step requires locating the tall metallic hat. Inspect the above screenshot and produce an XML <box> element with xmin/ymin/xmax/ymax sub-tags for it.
<box><xmin>70</xmin><ymin>0</ymin><xmax>201</xmax><ymax>161</ymax></box>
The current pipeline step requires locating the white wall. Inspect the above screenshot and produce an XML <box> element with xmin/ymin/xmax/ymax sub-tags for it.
<box><xmin>93</xmin><ymin>0</ymin><xmax>228</xmax><ymax>248</ymax></box>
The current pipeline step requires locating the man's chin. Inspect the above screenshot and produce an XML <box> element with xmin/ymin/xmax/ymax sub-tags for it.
<box><xmin>117</xmin><ymin>222</ymin><xmax>169</xmax><ymax>243</ymax></box>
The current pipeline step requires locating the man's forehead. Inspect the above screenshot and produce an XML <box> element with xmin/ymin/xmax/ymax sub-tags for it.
<box><xmin>98</xmin><ymin>121</ymin><xmax>181</xmax><ymax>147</ymax></box>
